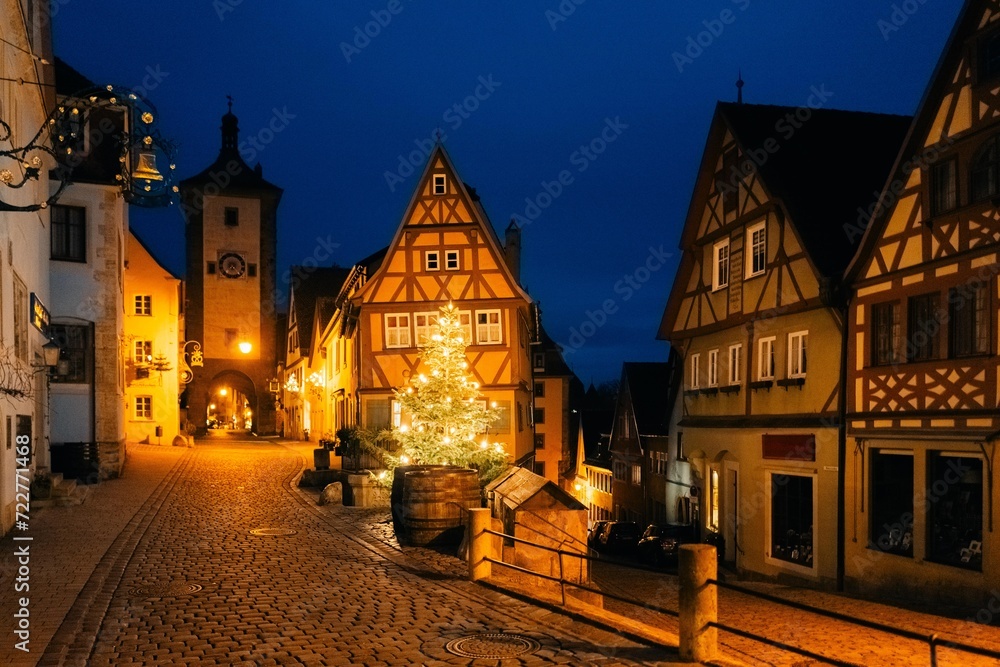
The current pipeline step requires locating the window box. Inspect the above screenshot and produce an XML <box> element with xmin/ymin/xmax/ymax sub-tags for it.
<box><xmin>719</xmin><ymin>385</ymin><xmax>740</xmax><ymax>394</ymax></box>
<box><xmin>749</xmin><ymin>380</ymin><xmax>773</xmax><ymax>391</ymax></box>
<box><xmin>683</xmin><ymin>389</ymin><xmax>701</xmax><ymax>397</ymax></box>
<box><xmin>777</xmin><ymin>378</ymin><xmax>805</xmax><ymax>389</ymax></box>
<box><xmin>699</xmin><ymin>387</ymin><xmax>719</xmax><ymax>396</ymax></box>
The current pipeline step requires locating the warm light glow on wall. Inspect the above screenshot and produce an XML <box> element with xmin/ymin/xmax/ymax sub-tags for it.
<box><xmin>238</xmin><ymin>341</ymin><xmax>252</xmax><ymax>354</ymax></box>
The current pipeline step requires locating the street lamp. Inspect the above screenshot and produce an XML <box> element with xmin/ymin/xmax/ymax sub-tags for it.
<box><xmin>238</xmin><ymin>341</ymin><xmax>252</xmax><ymax>354</ymax></box>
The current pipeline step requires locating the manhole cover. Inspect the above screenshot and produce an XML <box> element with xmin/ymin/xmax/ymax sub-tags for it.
<box><xmin>445</xmin><ymin>633</ymin><xmax>541</xmax><ymax>659</ymax></box>
<box><xmin>127</xmin><ymin>582</ymin><xmax>203</xmax><ymax>597</ymax></box>
<box><xmin>249</xmin><ymin>527</ymin><xmax>297</xmax><ymax>536</ymax></box>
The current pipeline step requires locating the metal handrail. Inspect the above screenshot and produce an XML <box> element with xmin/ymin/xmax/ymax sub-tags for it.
<box><xmin>478</xmin><ymin>525</ymin><xmax>1000</xmax><ymax>666</ymax></box>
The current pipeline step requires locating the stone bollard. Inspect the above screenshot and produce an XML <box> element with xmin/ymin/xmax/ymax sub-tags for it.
<box><xmin>468</xmin><ymin>508</ymin><xmax>492</xmax><ymax>582</ymax></box>
<box><xmin>679</xmin><ymin>544</ymin><xmax>717</xmax><ymax>662</ymax></box>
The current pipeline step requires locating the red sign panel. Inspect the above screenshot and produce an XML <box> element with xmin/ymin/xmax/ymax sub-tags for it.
<box><xmin>762</xmin><ymin>434</ymin><xmax>816</xmax><ymax>461</ymax></box>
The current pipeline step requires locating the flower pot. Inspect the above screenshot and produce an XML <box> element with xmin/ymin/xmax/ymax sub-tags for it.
<box><xmin>313</xmin><ymin>448</ymin><xmax>330</xmax><ymax>471</ymax></box>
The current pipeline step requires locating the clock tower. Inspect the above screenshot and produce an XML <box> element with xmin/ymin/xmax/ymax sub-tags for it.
<box><xmin>180</xmin><ymin>103</ymin><xmax>283</xmax><ymax>434</ymax></box>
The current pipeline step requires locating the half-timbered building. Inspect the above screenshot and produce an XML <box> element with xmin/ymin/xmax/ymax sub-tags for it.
<box><xmin>845</xmin><ymin>0</ymin><xmax>1000</xmax><ymax>607</ymax></box>
<box><xmin>659</xmin><ymin>102</ymin><xmax>909</xmax><ymax>586</ymax></box>
<box><xmin>348</xmin><ymin>145</ymin><xmax>535</xmax><ymax>464</ymax></box>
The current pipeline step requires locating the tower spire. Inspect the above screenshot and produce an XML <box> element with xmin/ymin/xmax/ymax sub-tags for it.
<box><xmin>221</xmin><ymin>96</ymin><xmax>239</xmax><ymax>152</ymax></box>
<box><xmin>736</xmin><ymin>70</ymin><xmax>745</xmax><ymax>105</ymax></box>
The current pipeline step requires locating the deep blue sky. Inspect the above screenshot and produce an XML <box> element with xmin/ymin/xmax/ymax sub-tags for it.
<box><xmin>53</xmin><ymin>1</ymin><xmax>964</xmax><ymax>384</ymax></box>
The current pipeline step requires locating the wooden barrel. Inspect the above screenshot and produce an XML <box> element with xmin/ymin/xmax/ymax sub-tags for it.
<box><xmin>391</xmin><ymin>465</ymin><xmax>436</xmax><ymax>533</ymax></box>
<box><xmin>401</xmin><ymin>467</ymin><xmax>482</xmax><ymax>547</ymax></box>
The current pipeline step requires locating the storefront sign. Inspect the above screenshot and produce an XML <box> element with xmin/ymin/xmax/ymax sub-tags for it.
<box><xmin>762</xmin><ymin>434</ymin><xmax>815</xmax><ymax>461</ymax></box>
<box><xmin>30</xmin><ymin>293</ymin><xmax>49</xmax><ymax>332</ymax></box>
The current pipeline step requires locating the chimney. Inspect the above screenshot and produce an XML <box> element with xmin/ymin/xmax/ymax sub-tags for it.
<box><xmin>505</xmin><ymin>218</ymin><xmax>521</xmax><ymax>283</ymax></box>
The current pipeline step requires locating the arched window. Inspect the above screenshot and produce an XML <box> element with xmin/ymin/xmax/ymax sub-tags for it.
<box><xmin>971</xmin><ymin>135</ymin><xmax>1000</xmax><ymax>201</ymax></box>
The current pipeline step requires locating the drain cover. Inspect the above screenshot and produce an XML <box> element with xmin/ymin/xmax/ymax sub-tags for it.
<box><xmin>445</xmin><ymin>633</ymin><xmax>541</xmax><ymax>659</ymax></box>
<box><xmin>249</xmin><ymin>527</ymin><xmax>297</xmax><ymax>536</ymax></box>
<box><xmin>128</xmin><ymin>582</ymin><xmax>203</xmax><ymax>597</ymax></box>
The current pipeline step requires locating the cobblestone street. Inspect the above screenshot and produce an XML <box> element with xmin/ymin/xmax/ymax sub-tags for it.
<box><xmin>0</xmin><ymin>439</ymin><xmax>675</xmax><ymax>666</ymax></box>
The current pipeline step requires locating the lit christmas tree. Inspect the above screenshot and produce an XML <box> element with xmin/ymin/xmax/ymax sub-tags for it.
<box><xmin>389</xmin><ymin>303</ymin><xmax>508</xmax><ymax>484</ymax></box>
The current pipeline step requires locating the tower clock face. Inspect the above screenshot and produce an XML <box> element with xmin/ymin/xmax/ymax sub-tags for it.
<box><xmin>219</xmin><ymin>252</ymin><xmax>246</xmax><ymax>279</ymax></box>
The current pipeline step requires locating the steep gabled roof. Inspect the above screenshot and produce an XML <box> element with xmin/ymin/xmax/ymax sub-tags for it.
<box><xmin>129</xmin><ymin>228</ymin><xmax>181</xmax><ymax>281</ymax></box>
<box><xmin>289</xmin><ymin>266</ymin><xmax>351</xmax><ymax>353</ymax></box>
<box><xmin>53</xmin><ymin>57</ymin><xmax>96</xmax><ymax>95</ymax></box>
<box><xmin>621</xmin><ymin>361</ymin><xmax>672</xmax><ymax>436</ymax></box>
<box><xmin>846</xmin><ymin>0</ymin><xmax>977</xmax><ymax>282</ymax></box>
<box><xmin>718</xmin><ymin>102</ymin><xmax>911</xmax><ymax>279</ymax></box>
<box><xmin>581</xmin><ymin>408</ymin><xmax>614</xmax><ymax>464</ymax></box>
<box><xmin>180</xmin><ymin>109</ymin><xmax>283</xmax><ymax>194</ymax></box>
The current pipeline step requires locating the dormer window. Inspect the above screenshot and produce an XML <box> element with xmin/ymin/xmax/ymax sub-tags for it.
<box><xmin>433</xmin><ymin>174</ymin><xmax>447</xmax><ymax>195</ymax></box>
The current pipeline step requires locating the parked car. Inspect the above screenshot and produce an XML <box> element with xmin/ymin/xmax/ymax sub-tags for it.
<box><xmin>637</xmin><ymin>524</ymin><xmax>698</xmax><ymax>566</ymax></box>
<box><xmin>598</xmin><ymin>521</ymin><xmax>643</xmax><ymax>555</ymax></box>
<box><xmin>588</xmin><ymin>520</ymin><xmax>613</xmax><ymax>549</ymax></box>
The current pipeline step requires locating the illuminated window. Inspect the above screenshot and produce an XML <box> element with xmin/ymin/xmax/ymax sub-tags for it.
<box><xmin>712</xmin><ymin>238</ymin><xmax>730</xmax><ymax>291</ymax></box>
<box><xmin>758</xmin><ymin>336</ymin><xmax>775</xmax><ymax>380</ymax></box>
<box><xmin>385</xmin><ymin>314</ymin><xmax>411</xmax><ymax>348</ymax></box>
<box><xmin>746</xmin><ymin>221</ymin><xmax>766</xmax><ymax>277</ymax></box>
<box><xmin>391</xmin><ymin>400</ymin><xmax>402</xmax><ymax>428</ymax></box>
<box><xmin>135</xmin><ymin>396</ymin><xmax>152</xmax><ymax>420</ymax></box>
<box><xmin>709</xmin><ymin>468</ymin><xmax>720</xmax><ymax>530</ymax></box>
<box><xmin>414</xmin><ymin>312</ymin><xmax>436</xmax><ymax>346</ymax></box>
<box><xmin>425</xmin><ymin>251</ymin><xmax>439</xmax><ymax>271</ymax></box>
<box><xmin>134</xmin><ymin>295</ymin><xmax>152</xmax><ymax>316</ymax></box>
<box><xmin>433</xmin><ymin>174</ymin><xmax>447</xmax><ymax>195</ymax></box>
<box><xmin>133</xmin><ymin>340</ymin><xmax>152</xmax><ymax>363</ymax></box>
<box><xmin>476</xmin><ymin>310</ymin><xmax>501</xmax><ymax>344</ymax></box>
<box><xmin>631</xmin><ymin>464</ymin><xmax>641</xmax><ymax>485</ymax></box>
<box><xmin>788</xmin><ymin>331</ymin><xmax>807</xmax><ymax>378</ymax></box>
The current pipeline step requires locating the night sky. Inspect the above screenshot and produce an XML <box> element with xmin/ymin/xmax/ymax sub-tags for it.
<box><xmin>53</xmin><ymin>1</ymin><xmax>964</xmax><ymax>384</ymax></box>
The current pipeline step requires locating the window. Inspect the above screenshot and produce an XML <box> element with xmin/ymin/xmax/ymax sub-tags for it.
<box><xmin>51</xmin><ymin>205</ymin><xmax>86</xmax><ymax>262</ymax></box>
<box><xmin>445</xmin><ymin>250</ymin><xmax>460</xmax><ymax>270</ymax></box>
<box><xmin>414</xmin><ymin>312</ymin><xmax>436</xmax><ymax>346</ymax></box>
<box><xmin>728</xmin><ymin>344</ymin><xmax>742</xmax><ymax>385</ymax></box>
<box><xmin>949</xmin><ymin>283</ymin><xmax>989</xmax><ymax>357</ymax></box>
<box><xmin>224</xmin><ymin>207</ymin><xmax>239</xmax><ymax>227</ymax></box>
<box><xmin>788</xmin><ymin>331</ymin><xmax>807</xmax><ymax>378</ymax></box>
<box><xmin>533</xmin><ymin>352</ymin><xmax>545</xmax><ymax>371</ymax></box>
<box><xmin>533</xmin><ymin>461</ymin><xmax>546</xmax><ymax>477</ymax></box>
<box><xmin>13</xmin><ymin>275</ymin><xmax>27</xmax><ymax>362</ymax></box>
<box><xmin>870</xmin><ymin>450</ymin><xmax>913</xmax><ymax>557</ymax></box>
<box><xmin>534</xmin><ymin>381</ymin><xmax>544</xmax><ymax>398</ymax></box>
<box><xmin>425</xmin><ymin>251</ymin><xmax>439</xmax><ymax>271</ymax></box>
<box><xmin>770</xmin><ymin>473</ymin><xmax>814</xmax><ymax>568</ymax></box>
<box><xmin>135</xmin><ymin>396</ymin><xmax>152</xmax><ymax>420</ymax></box>
<box><xmin>533</xmin><ymin>407</ymin><xmax>545</xmax><ymax>425</ymax></box>
<box><xmin>707</xmin><ymin>349</ymin><xmax>719</xmax><ymax>386</ymax></box>
<box><xmin>207</xmin><ymin>262</ymin><xmax>216</xmax><ymax>275</ymax></box>
<box><xmin>758</xmin><ymin>337</ymin><xmax>775</xmax><ymax>380</ymax></box>
<box><xmin>981</xmin><ymin>31</ymin><xmax>1000</xmax><ymax>81</ymax></box>
<box><xmin>689</xmin><ymin>353</ymin><xmax>701</xmax><ymax>389</ymax></box>
<box><xmin>433</xmin><ymin>174</ymin><xmax>447</xmax><ymax>195</ymax></box>
<box><xmin>134</xmin><ymin>295</ymin><xmax>152</xmax><ymax>316</ymax></box>
<box><xmin>248</xmin><ymin>264</ymin><xmax>257</xmax><ymax>278</ymax></box>
<box><xmin>365</xmin><ymin>399</ymin><xmax>390</xmax><ymax>429</ymax></box>
<box><xmin>971</xmin><ymin>135</ymin><xmax>1000</xmax><ymax>202</ymax></box>
<box><xmin>49</xmin><ymin>324</ymin><xmax>90</xmax><ymax>384</ymax></box>
<box><xmin>491</xmin><ymin>400</ymin><xmax>511</xmax><ymax>432</ymax></box>
<box><xmin>709</xmin><ymin>468</ymin><xmax>720</xmax><ymax>530</ymax></box>
<box><xmin>534</xmin><ymin>433</ymin><xmax>545</xmax><ymax>449</ymax></box>
<box><xmin>712</xmin><ymin>238</ymin><xmax>730</xmax><ymax>290</ymax></box>
<box><xmin>630</xmin><ymin>464</ymin><xmax>642</xmax><ymax>485</ymax></box>
<box><xmin>907</xmin><ymin>293</ymin><xmax>941</xmax><ymax>361</ymax></box>
<box><xmin>458</xmin><ymin>311</ymin><xmax>473</xmax><ymax>343</ymax></box>
<box><xmin>391</xmin><ymin>400</ymin><xmax>402</xmax><ymax>428</ymax></box>
<box><xmin>746</xmin><ymin>221</ymin><xmax>766</xmax><ymax>277</ymax></box>
<box><xmin>476</xmin><ymin>310</ymin><xmax>502</xmax><ymax>344</ymax></box>
<box><xmin>385</xmin><ymin>314</ymin><xmax>411</xmax><ymax>348</ymax></box>
<box><xmin>927</xmin><ymin>453</ymin><xmax>983</xmax><ymax>571</ymax></box>
<box><xmin>871</xmin><ymin>302</ymin><xmax>901</xmax><ymax>366</ymax></box>
<box><xmin>133</xmin><ymin>340</ymin><xmax>152</xmax><ymax>363</ymax></box>
<box><xmin>931</xmin><ymin>159</ymin><xmax>957</xmax><ymax>215</ymax></box>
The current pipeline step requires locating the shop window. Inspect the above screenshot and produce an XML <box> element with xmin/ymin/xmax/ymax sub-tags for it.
<box><xmin>770</xmin><ymin>473</ymin><xmax>814</xmax><ymax>568</ymax></box>
<box><xmin>927</xmin><ymin>454</ymin><xmax>983</xmax><ymax>571</ymax></box>
<box><xmin>869</xmin><ymin>450</ymin><xmax>914</xmax><ymax>557</ymax></box>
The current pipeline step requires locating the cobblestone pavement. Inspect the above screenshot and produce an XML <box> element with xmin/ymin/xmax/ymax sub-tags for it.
<box><xmin>586</xmin><ymin>555</ymin><xmax>1000</xmax><ymax>666</ymax></box>
<box><xmin>1</xmin><ymin>437</ymin><xmax>685</xmax><ymax>666</ymax></box>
